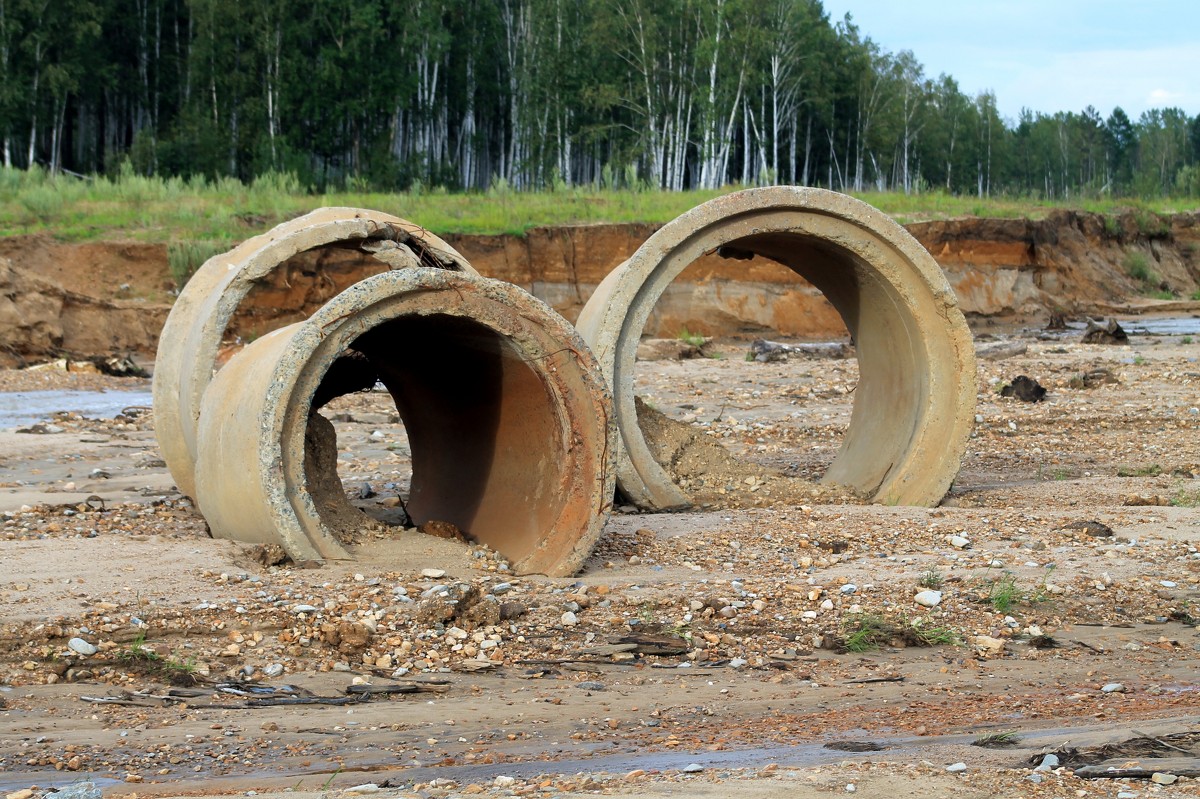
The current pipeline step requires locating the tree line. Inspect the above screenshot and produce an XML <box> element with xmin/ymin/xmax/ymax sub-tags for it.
<box><xmin>2</xmin><ymin>0</ymin><xmax>1199</xmax><ymax>198</ymax></box>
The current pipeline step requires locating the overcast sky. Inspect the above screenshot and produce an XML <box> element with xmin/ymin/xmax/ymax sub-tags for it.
<box><xmin>819</xmin><ymin>0</ymin><xmax>1200</xmax><ymax>124</ymax></box>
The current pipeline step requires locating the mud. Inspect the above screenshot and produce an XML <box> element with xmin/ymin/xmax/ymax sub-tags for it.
<box><xmin>3</xmin><ymin>319</ymin><xmax>1200</xmax><ymax>796</ymax></box>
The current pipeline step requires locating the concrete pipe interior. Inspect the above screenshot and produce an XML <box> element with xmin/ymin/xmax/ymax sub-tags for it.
<box><xmin>575</xmin><ymin>187</ymin><xmax>975</xmax><ymax>511</ymax></box>
<box><xmin>305</xmin><ymin>314</ymin><xmax>569</xmax><ymax>568</ymax></box>
<box><xmin>194</xmin><ymin>269</ymin><xmax>614</xmax><ymax>577</ymax></box>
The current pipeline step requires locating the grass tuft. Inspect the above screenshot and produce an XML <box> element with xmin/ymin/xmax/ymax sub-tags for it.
<box><xmin>972</xmin><ymin>730</ymin><xmax>1022</xmax><ymax>748</ymax></box>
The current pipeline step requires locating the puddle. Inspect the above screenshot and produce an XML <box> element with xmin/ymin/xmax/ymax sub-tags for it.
<box><xmin>0</xmin><ymin>772</ymin><xmax>122</xmax><ymax>792</ymax></box>
<box><xmin>1123</xmin><ymin>316</ymin><xmax>1200</xmax><ymax>336</ymax></box>
<box><xmin>0</xmin><ymin>389</ymin><xmax>153</xmax><ymax>429</ymax></box>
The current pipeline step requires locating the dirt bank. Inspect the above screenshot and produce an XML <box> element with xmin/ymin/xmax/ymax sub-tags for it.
<box><xmin>1</xmin><ymin>209</ymin><xmax>1199</xmax><ymax>367</ymax></box>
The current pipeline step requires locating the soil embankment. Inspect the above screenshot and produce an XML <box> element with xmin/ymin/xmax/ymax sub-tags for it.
<box><xmin>1</xmin><ymin>209</ymin><xmax>1199</xmax><ymax>366</ymax></box>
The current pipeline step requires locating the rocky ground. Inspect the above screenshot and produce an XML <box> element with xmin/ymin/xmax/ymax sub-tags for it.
<box><xmin>1</xmin><ymin>320</ymin><xmax>1200</xmax><ymax>799</ymax></box>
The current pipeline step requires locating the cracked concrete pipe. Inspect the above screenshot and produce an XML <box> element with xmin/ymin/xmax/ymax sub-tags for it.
<box><xmin>575</xmin><ymin>187</ymin><xmax>976</xmax><ymax>510</ymax></box>
<box><xmin>192</xmin><ymin>268</ymin><xmax>616</xmax><ymax>577</ymax></box>
<box><xmin>153</xmin><ymin>207</ymin><xmax>476</xmax><ymax>500</ymax></box>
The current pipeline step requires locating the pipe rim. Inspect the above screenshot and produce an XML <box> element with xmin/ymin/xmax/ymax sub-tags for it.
<box><xmin>252</xmin><ymin>268</ymin><xmax>615</xmax><ymax>576</ymax></box>
<box><xmin>153</xmin><ymin>207</ymin><xmax>476</xmax><ymax>499</ymax></box>
<box><xmin>575</xmin><ymin>186</ymin><xmax>976</xmax><ymax>510</ymax></box>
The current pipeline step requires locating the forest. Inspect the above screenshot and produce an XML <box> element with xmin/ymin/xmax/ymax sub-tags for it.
<box><xmin>2</xmin><ymin>0</ymin><xmax>1199</xmax><ymax>199</ymax></box>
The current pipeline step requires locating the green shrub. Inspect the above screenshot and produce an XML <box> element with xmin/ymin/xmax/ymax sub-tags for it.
<box><xmin>1122</xmin><ymin>250</ymin><xmax>1154</xmax><ymax>284</ymax></box>
<box><xmin>168</xmin><ymin>240</ymin><xmax>229</xmax><ymax>288</ymax></box>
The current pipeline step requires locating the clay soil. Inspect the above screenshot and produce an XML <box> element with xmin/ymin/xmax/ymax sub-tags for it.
<box><xmin>2</xmin><ymin>324</ymin><xmax>1200</xmax><ymax>799</ymax></box>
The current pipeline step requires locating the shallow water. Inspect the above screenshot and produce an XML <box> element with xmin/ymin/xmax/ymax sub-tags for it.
<box><xmin>1123</xmin><ymin>316</ymin><xmax>1200</xmax><ymax>336</ymax></box>
<box><xmin>0</xmin><ymin>389</ymin><xmax>153</xmax><ymax>428</ymax></box>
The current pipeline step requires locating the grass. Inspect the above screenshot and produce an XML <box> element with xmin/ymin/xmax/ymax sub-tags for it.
<box><xmin>972</xmin><ymin>730</ymin><xmax>1022</xmax><ymax>748</ymax></box>
<box><xmin>676</xmin><ymin>327</ymin><xmax>708</xmax><ymax>347</ymax></box>
<box><xmin>167</xmin><ymin>240</ymin><xmax>232</xmax><ymax>288</ymax></box>
<box><xmin>840</xmin><ymin>612</ymin><xmax>960</xmax><ymax>652</ymax></box>
<box><xmin>917</xmin><ymin>567</ymin><xmax>944</xmax><ymax>590</ymax></box>
<box><xmin>0</xmin><ymin>165</ymin><xmax>1193</xmax><ymax>243</ymax></box>
<box><xmin>1117</xmin><ymin>464</ymin><xmax>1162</xmax><ymax>477</ymax></box>
<box><xmin>117</xmin><ymin>634</ymin><xmax>200</xmax><ymax>686</ymax></box>
<box><xmin>985</xmin><ymin>572</ymin><xmax>1023</xmax><ymax>614</ymax></box>
<box><xmin>1122</xmin><ymin>250</ymin><xmax>1156</xmax><ymax>285</ymax></box>
<box><xmin>1170</xmin><ymin>487</ymin><xmax>1200</xmax><ymax>507</ymax></box>
<box><xmin>842</xmin><ymin>613</ymin><xmax>890</xmax><ymax>652</ymax></box>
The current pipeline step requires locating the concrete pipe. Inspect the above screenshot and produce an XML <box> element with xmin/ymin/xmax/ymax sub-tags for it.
<box><xmin>575</xmin><ymin>187</ymin><xmax>976</xmax><ymax>510</ymax></box>
<box><xmin>153</xmin><ymin>208</ymin><xmax>476</xmax><ymax>500</ymax></box>
<box><xmin>193</xmin><ymin>268</ymin><xmax>616</xmax><ymax>577</ymax></box>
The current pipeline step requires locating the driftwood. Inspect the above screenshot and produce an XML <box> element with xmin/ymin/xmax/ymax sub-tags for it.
<box><xmin>975</xmin><ymin>341</ymin><xmax>1028</xmax><ymax>361</ymax></box>
<box><xmin>1075</xmin><ymin>758</ymin><xmax>1200</xmax><ymax>779</ymax></box>
<box><xmin>80</xmin><ymin>679</ymin><xmax>450</xmax><ymax>709</ymax></box>
<box><xmin>750</xmin><ymin>339</ymin><xmax>851</xmax><ymax>362</ymax></box>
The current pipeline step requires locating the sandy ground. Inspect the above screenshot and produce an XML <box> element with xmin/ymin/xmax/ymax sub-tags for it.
<box><xmin>2</xmin><ymin>322</ymin><xmax>1200</xmax><ymax>798</ymax></box>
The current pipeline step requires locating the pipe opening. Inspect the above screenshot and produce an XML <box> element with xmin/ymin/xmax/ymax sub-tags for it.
<box><xmin>302</xmin><ymin>313</ymin><xmax>570</xmax><ymax>566</ymax></box>
<box><xmin>576</xmin><ymin>187</ymin><xmax>975</xmax><ymax>511</ymax></box>
<box><xmin>636</xmin><ymin>231</ymin><xmax>915</xmax><ymax>508</ymax></box>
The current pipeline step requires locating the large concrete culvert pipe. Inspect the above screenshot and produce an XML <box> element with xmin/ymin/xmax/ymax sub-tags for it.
<box><xmin>153</xmin><ymin>207</ymin><xmax>478</xmax><ymax>501</ymax></box>
<box><xmin>191</xmin><ymin>268</ymin><xmax>616</xmax><ymax>577</ymax></box>
<box><xmin>575</xmin><ymin>187</ymin><xmax>977</xmax><ymax>511</ymax></box>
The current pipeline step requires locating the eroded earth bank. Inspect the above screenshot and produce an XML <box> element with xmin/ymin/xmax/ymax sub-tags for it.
<box><xmin>2</xmin><ymin>209</ymin><xmax>1200</xmax><ymax>367</ymax></box>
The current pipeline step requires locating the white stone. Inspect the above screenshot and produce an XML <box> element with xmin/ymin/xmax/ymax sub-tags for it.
<box><xmin>1151</xmin><ymin>772</ymin><xmax>1178</xmax><ymax>785</ymax></box>
<box><xmin>494</xmin><ymin>776</ymin><xmax>517</xmax><ymax>787</ymax></box>
<box><xmin>561</xmin><ymin>611</ymin><xmax>578</xmax><ymax>626</ymax></box>
<box><xmin>948</xmin><ymin>535</ymin><xmax>970</xmax><ymax>549</ymax></box>
<box><xmin>421</xmin><ymin>568</ymin><xmax>446</xmax><ymax>579</ymax></box>
<box><xmin>945</xmin><ymin>762</ymin><xmax>967</xmax><ymax>773</ymax></box>
<box><xmin>67</xmin><ymin>637</ymin><xmax>98</xmax><ymax>656</ymax></box>
<box><xmin>1101</xmin><ymin>682</ymin><xmax>1126</xmax><ymax>693</ymax></box>
<box><xmin>913</xmin><ymin>590</ymin><xmax>942</xmax><ymax>608</ymax></box>
<box><xmin>1034</xmin><ymin>754</ymin><xmax>1059</xmax><ymax>772</ymax></box>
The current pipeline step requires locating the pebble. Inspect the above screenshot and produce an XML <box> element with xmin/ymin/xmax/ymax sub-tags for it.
<box><xmin>1151</xmin><ymin>772</ymin><xmax>1178</xmax><ymax>785</ymax></box>
<box><xmin>578</xmin><ymin>681</ymin><xmax>605</xmax><ymax>691</ymax></box>
<box><xmin>342</xmin><ymin>784</ymin><xmax>380</xmax><ymax>795</ymax></box>
<box><xmin>494</xmin><ymin>776</ymin><xmax>517</xmax><ymax>787</ymax></box>
<box><xmin>1117</xmin><ymin>792</ymin><xmax>1137</xmax><ymax>798</ymax></box>
<box><xmin>681</xmin><ymin>763</ymin><xmax>704</xmax><ymax>773</ymax></box>
<box><xmin>67</xmin><ymin>637</ymin><xmax>98</xmax><ymax>656</ymax></box>
<box><xmin>973</xmin><ymin>635</ymin><xmax>1006</xmax><ymax>654</ymax></box>
<box><xmin>845</xmin><ymin>784</ymin><xmax>856</xmax><ymax>793</ymax></box>
<box><xmin>730</xmin><ymin>657</ymin><xmax>748</xmax><ymax>668</ymax></box>
<box><xmin>292</xmin><ymin>604</ymin><xmax>319</xmax><ymax>614</ymax></box>
<box><xmin>264</xmin><ymin>663</ymin><xmax>284</xmax><ymax>678</ymax></box>
<box><xmin>491</xmin><ymin>582</ymin><xmax>513</xmax><ymax>595</ymax></box>
<box><xmin>840</xmin><ymin>583</ymin><xmax>858</xmax><ymax>595</ymax></box>
<box><xmin>421</xmin><ymin>568</ymin><xmax>447</xmax><ymax>579</ymax></box>
<box><xmin>945</xmin><ymin>762</ymin><xmax>967</xmax><ymax>773</ymax></box>
<box><xmin>1101</xmin><ymin>682</ymin><xmax>1126</xmax><ymax>693</ymax></box>
<box><xmin>6</xmin><ymin>791</ymin><xmax>35</xmax><ymax>799</ymax></box>
<box><xmin>561</xmin><ymin>611</ymin><xmax>578</xmax><ymax>626</ymax></box>
<box><xmin>948</xmin><ymin>535</ymin><xmax>970</xmax><ymax>549</ymax></box>
<box><xmin>1034</xmin><ymin>753</ymin><xmax>1059</xmax><ymax>771</ymax></box>
<box><xmin>1160</xmin><ymin>580</ymin><xmax>1177</xmax><ymax>588</ymax></box>
<box><xmin>913</xmin><ymin>590</ymin><xmax>942</xmax><ymax>608</ymax></box>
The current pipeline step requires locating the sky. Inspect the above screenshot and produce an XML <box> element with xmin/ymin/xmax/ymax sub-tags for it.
<box><xmin>818</xmin><ymin>0</ymin><xmax>1200</xmax><ymax>124</ymax></box>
